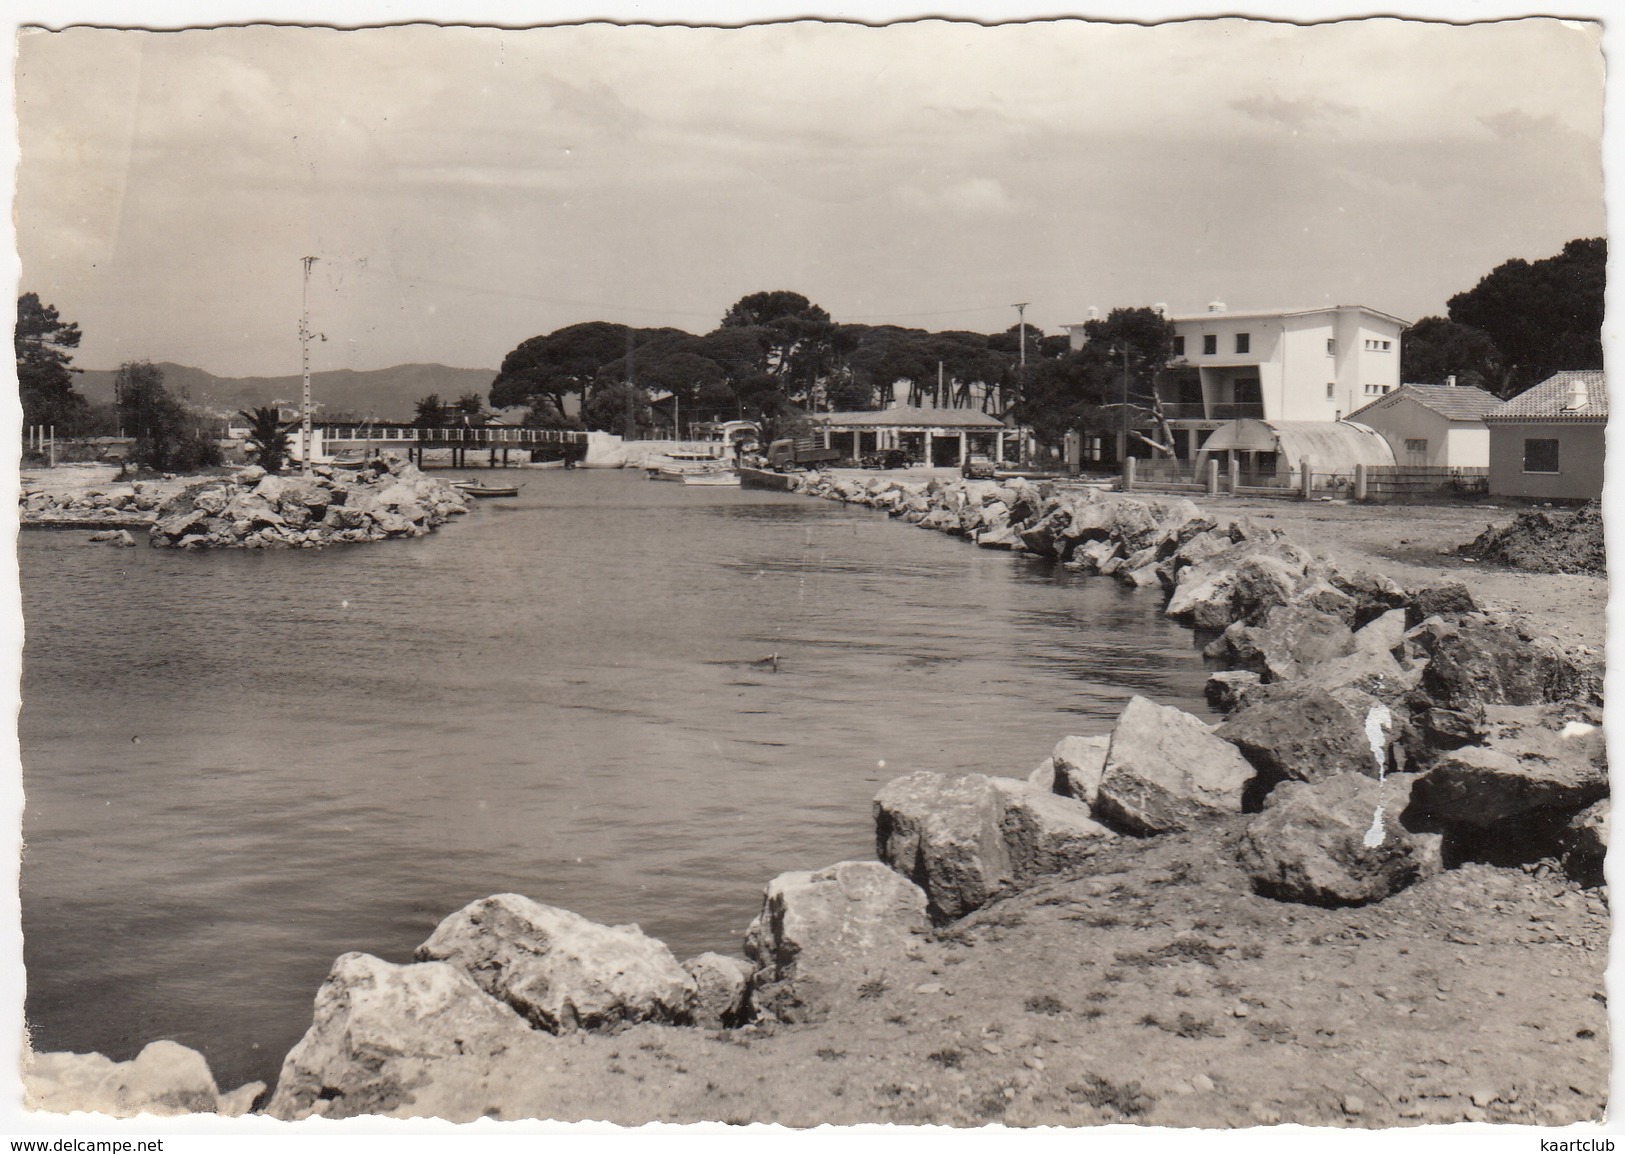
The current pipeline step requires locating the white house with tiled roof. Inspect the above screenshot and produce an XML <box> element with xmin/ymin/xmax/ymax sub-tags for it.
<box><xmin>1483</xmin><ymin>370</ymin><xmax>1606</xmax><ymax>501</ymax></box>
<box><xmin>1346</xmin><ymin>383</ymin><xmax>1503</xmax><ymax>467</ymax></box>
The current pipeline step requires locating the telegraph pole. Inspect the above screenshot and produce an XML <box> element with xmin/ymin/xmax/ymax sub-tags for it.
<box><xmin>299</xmin><ymin>256</ymin><xmax>318</xmax><ymax>475</ymax></box>
<box><xmin>1011</xmin><ymin>302</ymin><xmax>1029</xmax><ymax>409</ymax></box>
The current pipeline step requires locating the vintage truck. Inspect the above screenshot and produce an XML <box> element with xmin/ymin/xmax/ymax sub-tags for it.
<box><xmin>764</xmin><ymin>436</ymin><xmax>843</xmax><ymax>472</ymax></box>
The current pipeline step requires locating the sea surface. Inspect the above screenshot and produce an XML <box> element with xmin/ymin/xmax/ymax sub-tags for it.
<box><xmin>19</xmin><ymin>469</ymin><xmax>1213</xmax><ymax>1092</ymax></box>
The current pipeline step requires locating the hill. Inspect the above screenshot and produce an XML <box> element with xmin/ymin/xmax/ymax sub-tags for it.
<box><xmin>73</xmin><ymin>362</ymin><xmax>500</xmax><ymax>423</ymax></box>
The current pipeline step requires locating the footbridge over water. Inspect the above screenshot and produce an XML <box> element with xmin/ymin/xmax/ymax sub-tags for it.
<box><xmin>312</xmin><ymin>425</ymin><xmax>589</xmax><ymax>469</ymax></box>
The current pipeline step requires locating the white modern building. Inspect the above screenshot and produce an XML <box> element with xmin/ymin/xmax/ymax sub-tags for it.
<box><xmin>1063</xmin><ymin>302</ymin><xmax>1409</xmax><ymax>462</ymax></box>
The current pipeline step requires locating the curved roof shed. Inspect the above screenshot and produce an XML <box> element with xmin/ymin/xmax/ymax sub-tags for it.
<box><xmin>1195</xmin><ymin>419</ymin><xmax>1396</xmax><ymax>475</ymax></box>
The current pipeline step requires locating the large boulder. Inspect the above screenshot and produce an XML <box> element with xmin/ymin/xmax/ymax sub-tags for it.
<box><xmin>266</xmin><ymin>952</ymin><xmax>552</xmax><ymax>1122</ymax></box>
<box><xmin>415</xmin><ymin>894</ymin><xmax>696</xmax><ymax>1033</ymax></box>
<box><xmin>253</xmin><ymin>473</ymin><xmax>290</xmax><ymax>503</ymax></box>
<box><xmin>682</xmin><ymin>952</ymin><xmax>751</xmax><ymax>1029</ymax></box>
<box><xmin>1206</xmin><ymin>604</ymin><xmax>1357</xmax><ymax>684</ymax></box>
<box><xmin>1407</xmin><ymin>708</ymin><xmax>1607</xmax><ymax>828</ymax></box>
<box><xmin>375</xmin><ymin>481</ymin><xmax>423</xmax><ymax>510</ymax></box>
<box><xmin>1205</xmin><ymin>670</ymin><xmax>1263</xmax><ymax>712</ymax></box>
<box><xmin>1404</xmin><ymin>582</ymin><xmax>1478</xmax><ymax>627</ymax></box>
<box><xmin>1092</xmin><ymin>696</ymin><xmax>1255</xmax><ymax>834</ymax></box>
<box><xmin>1409</xmin><ymin>616</ymin><xmax>1594</xmax><ymax>710</ymax></box>
<box><xmin>1164</xmin><ymin>544</ymin><xmax>1311</xmax><ymax>630</ymax></box>
<box><xmin>279</xmin><ymin>477</ymin><xmax>332</xmax><ymax>514</ymax></box>
<box><xmin>223</xmin><ymin>490</ymin><xmax>285</xmax><ymax>528</ymax></box>
<box><xmin>192</xmin><ymin>488</ymin><xmax>229</xmax><ymax>516</ymax></box>
<box><xmin>874</xmin><ymin>772</ymin><xmax>1009</xmax><ymax>920</ymax></box>
<box><xmin>874</xmin><ymin>771</ymin><xmax>1113</xmax><ymax>920</ymax></box>
<box><xmin>743</xmin><ymin>861</ymin><xmax>929</xmax><ymax>1021</ymax></box>
<box><xmin>1328</xmin><ymin>568</ymin><xmax>1409</xmax><ymax>627</ymax></box>
<box><xmin>1050</xmin><ymin>734</ymin><xmax>1110</xmax><ymax>805</ymax></box>
<box><xmin>151</xmin><ymin>508</ymin><xmax>207</xmax><ymax>540</ymax></box>
<box><xmin>1563</xmin><ymin>799</ymin><xmax>1608</xmax><ymax>888</ymax></box>
<box><xmin>1237</xmin><ymin>773</ymin><xmax>1444</xmax><ymax>907</ymax></box>
<box><xmin>25</xmin><ymin>1040</ymin><xmax>264</xmax><ymax>1118</ymax></box>
<box><xmin>988</xmin><ymin>777</ymin><xmax>1115</xmax><ymax>877</ymax></box>
<box><xmin>1215</xmin><ymin>682</ymin><xmax>1387</xmax><ymax>788</ymax></box>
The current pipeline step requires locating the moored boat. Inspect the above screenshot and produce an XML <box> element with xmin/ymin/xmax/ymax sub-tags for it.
<box><xmin>645</xmin><ymin>457</ymin><xmax>734</xmax><ymax>482</ymax></box>
<box><xmin>452</xmin><ymin>481</ymin><xmax>522</xmax><ymax>498</ymax></box>
<box><xmin>682</xmin><ymin>472</ymin><xmax>741</xmax><ymax>487</ymax></box>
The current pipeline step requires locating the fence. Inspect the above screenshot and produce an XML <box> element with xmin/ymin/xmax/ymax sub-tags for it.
<box><xmin>1122</xmin><ymin>458</ymin><xmax>1491</xmax><ymax>502</ymax></box>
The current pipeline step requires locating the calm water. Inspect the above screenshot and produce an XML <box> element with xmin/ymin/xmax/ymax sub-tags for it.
<box><xmin>20</xmin><ymin>469</ymin><xmax>1212</xmax><ymax>1091</ymax></box>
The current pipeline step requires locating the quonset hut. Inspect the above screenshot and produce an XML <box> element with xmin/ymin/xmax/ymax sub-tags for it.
<box><xmin>1193</xmin><ymin>418</ymin><xmax>1395</xmax><ymax>487</ymax></box>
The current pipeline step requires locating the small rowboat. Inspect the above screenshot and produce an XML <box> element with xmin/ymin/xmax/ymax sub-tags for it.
<box><xmin>452</xmin><ymin>481</ymin><xmax>522</xmax><ymax>498</ymax></box>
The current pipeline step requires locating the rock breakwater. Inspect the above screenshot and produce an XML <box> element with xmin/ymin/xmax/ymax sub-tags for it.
<box><xmin>146</xmin><ymin>457</ymin><xmax>469</xmax><ymax>549</ymax></box>
<box><xmin>20</xmin><ymin>455</ymin><xmax>472</xmax><ymax>549</ymax></box>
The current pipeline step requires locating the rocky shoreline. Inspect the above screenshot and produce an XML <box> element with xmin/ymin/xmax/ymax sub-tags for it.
<box><xmin>19</xmin><ymin>454</ymin><xmax>470</xmax><ymax>549</ymax></box>
<box><xmin>25</xmin><ymin>475</ymin><xmax>1609</xmax><ymax>1126</ymax></box>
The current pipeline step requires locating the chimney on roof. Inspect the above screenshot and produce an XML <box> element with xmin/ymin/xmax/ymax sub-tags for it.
<box><xmin>1208</xmin><ymin>300</ymin><xmax>1226</xmax><ymax>313</ymax></box>
<box><xmin>1088</xmin><ymin>306</ymin><xmax>1100</xmax><ymax>321</ymax></box>
<box><xmin>1446</xmin><ymin>374</ymin><xmax>1457</xmax><ymax>388</ymax></box>
<box><xmin>1153</xmin><ymin>302</ymin><xmax>1168</xmax><ymax>317</ymax></box>
<box><xmin>1565</xmin><ymin>379</ymin><xmax>1589</xmax><ymax>410</ymax></box>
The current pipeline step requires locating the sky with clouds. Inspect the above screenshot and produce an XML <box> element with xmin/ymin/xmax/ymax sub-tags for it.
<box><xmin>13</xmin><ymin>15</ymin><xmax>1606</xmax><ymax>377</ymax></box>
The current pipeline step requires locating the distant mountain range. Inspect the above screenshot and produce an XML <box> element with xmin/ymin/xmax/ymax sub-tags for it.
<box><xmin>73</xmin><ymin>362</ymin><xmax>501</xmax><ymax>423</ymax></box>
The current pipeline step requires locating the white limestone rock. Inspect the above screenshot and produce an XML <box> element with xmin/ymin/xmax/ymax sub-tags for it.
<box><xmin>415</xmin><ymin>893</ymin><xmax>697</xmax><ymax>1033</ymax></box>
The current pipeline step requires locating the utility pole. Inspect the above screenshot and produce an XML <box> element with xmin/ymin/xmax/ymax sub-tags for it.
<box><xmin>1011</xmin><ymin>302</ymin><xmax>1029</xmax><ymax>410</ymax></box>
<box><xmin>299</xmin><ymin>256</ymin><xmax>318</xmax><ymax>475</ymax></box>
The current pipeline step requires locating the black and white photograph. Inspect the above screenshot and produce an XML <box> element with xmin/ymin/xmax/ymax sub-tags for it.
<box><xmin>4</xmin><ymin>2</ymin><xmax>1613</xmax><ymax>1142</ymax></box>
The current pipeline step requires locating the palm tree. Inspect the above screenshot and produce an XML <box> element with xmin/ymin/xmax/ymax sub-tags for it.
<box><xmin>240</xmin><ymin>405</ymin><xmax>294</xmax><ymax>474</ymax></box>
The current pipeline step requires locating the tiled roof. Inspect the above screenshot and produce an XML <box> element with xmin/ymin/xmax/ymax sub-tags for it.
<box><xmin>1483</xmin><ymin>371</ymin><xmax>1607</xmax><ymax>420</ymax></box>
<box><xmin>816</xmin><ymin>405</ymin><xmax>1009</xmax><ymax>430</ymax></box>
<box><xmin>1348</xmin><ymin>384</ymin><xmax>1503</xmax><ymax>423</ymax></box>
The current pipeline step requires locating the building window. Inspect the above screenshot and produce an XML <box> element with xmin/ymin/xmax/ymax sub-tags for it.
<box><xmin>1363</xmin><ymin>338</ymin><xmax>1394</xmax><ymax>352</ymax></box>
<box><xmin>1523</xmin><ymin>438</ymin><xmax>1560</xmax><ymax>474</ymax></box>
<box><xmin>1327</xmin><ymin>339</ymin><xmax>1336</xmax><ymax>355</ymax></box>
<box><xmin>1173</xmin><ymin>335</ymin><xmax>1185</xmax><ymax>356</ymax></box>
<box><xmin>1363</xmin><ymin>383</ymin><xmax>1391</xmax><ymax>396</ymax></box>
<box><xmin>1326</xmin><ymin>382</ymin><xmax>1335</xmax><ymax>399</ymax></box>
<box><xmin>1235</xmin><ymin>333</ymin><xmax>1250</xmax><ymax>354</ymax></box>
<box><xmin>1381</xmin><ymin>340</ymin><xmax>1391</xmax><ymax>351</ymax></box>
<box><xmin>1404</xmin><ymin>438</ymin><xmax>1428</xmax><ymax>453</ymax></box>
<box><xmin>1202</xmin><ymin>334</ymin><xmax>1217</xmax><ymax>355</ymax></box>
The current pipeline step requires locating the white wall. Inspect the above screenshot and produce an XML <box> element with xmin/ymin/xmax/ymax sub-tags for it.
<box><xmin>1445</xmin><ymin>425</ymin><xmax>1491</xmax><ymax>468</ymax></box>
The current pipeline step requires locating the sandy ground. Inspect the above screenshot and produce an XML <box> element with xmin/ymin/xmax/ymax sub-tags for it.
<box><xmin>466</xmin><ymin>823</ymin><xmax>1606</xmax><ymax>1128</ymax></box>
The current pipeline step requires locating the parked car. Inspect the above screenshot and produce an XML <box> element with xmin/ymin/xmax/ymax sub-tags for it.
<box><xmin>961</xmin><ymin>454</ymin><xmax>997</xmax><ymax>479</ymax></box>
<box><xmin>862</xmin><ymin>449</ymin><xmax>913</xmax><ymax>470</ymax></box>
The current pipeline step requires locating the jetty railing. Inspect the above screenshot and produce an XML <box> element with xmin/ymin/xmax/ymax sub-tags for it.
<box><xmin>321</xmin><ymin>427</ymin><xmax>587</xmax><ymax>445</ymax></box>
